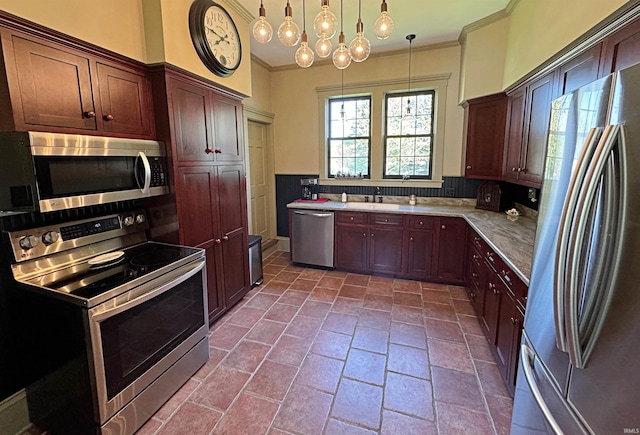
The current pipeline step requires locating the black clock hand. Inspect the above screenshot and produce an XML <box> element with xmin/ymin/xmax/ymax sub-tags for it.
<box><xmin>205</xmin><ymin>26</ymin><xmax>225</xmax><ymax>45</ymax></box>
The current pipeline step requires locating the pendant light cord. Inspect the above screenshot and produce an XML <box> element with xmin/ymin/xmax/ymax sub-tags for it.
<box><xmin>302</xmin><ymin>0</ymin><xmax>306</xmax><ymax>30</ymax></box>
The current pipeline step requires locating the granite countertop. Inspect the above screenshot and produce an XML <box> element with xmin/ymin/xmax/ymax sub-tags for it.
<box><xmin>287</xmin><ymin>198</ymin><xmax>537</xmax><ymax>285</ymax></box>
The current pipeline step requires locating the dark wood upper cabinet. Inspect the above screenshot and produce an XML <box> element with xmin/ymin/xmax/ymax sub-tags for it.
<box><xmin>600</xmin><ymin>16</ymin><xmax>640</xmax><ymax>76</ymax></box>
<box><xmin>503</xmin><ymin>72</ymin><xmax>554</xmax><ymax>188</ymax></box>
<box><xmin>212</xmin><ymin>93</ymin><xmax>244</xmax><ymax>162</ymax></box>
<box><xmin>462</xmin><ymin>93</ymin><xmax>507</xmax><ymax>180</ymax></box>
<box><xmin>0</xmin><ymin>29</ymin><xmax>154</xmax><ymax>138</ymax></box>
<box><xmin>96</xmin><ymin>62</ymin><xmax>154</xmax><ymax>137</ymax></box>
<box><xmin>170</xmin><ymin>78</ymin><xmax>214</xmax><ymax>162</ymax></box>
<box><xmin>556</xmin><ymin>43</ymin><xmax>602</xmax><ymax>95</ymax></box>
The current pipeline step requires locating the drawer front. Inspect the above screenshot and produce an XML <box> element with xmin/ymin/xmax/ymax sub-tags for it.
<box><xmin>470</xmin><ymin>256</ymin><xmax>482</xmax><ymax>289</ymax></box>
<box><xmin>337</xmin><ymin>211</ymin><xmax>368</xmax><ymax>225</ymax></box>
<box><xmin>370</xmin><ymin>213</ymin><xmax>404</xmax><ymax>226</ymax></box>
<box><xmin>407</xmin><ymin>215</ymin><xmax>436</xmax><ymax>230</ymax></box>
<box><xmin>484</xmin><ymin>247</ymin><xmax>504</xmax><ymax>273</ymax></box>
<box><xmin>499</xmin><ymin>267</ymin><xmax>528</xmax><ymax>307</ymax></box>
<box><xmin>471</xmin><ymin>231</ymin><xmax>488</xmax><ymax>252</ymax></box>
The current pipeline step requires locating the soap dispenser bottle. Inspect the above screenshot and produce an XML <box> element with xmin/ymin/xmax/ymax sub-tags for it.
<box><xmin>341</xmin><ymin>191</ymin><xmax>347</xmax><ymax>203</ymax></box>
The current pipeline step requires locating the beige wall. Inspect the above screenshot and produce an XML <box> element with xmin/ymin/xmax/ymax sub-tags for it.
<box><xmin>0</xmin><ymin>0</ymin><xmax>252</xmax><ymax>96</ymax></box>
<box><xmin>459</xmin><ymin>16</ymin><xmax>510</xmax><ymax>102</ymax></box>
<box><xmin>244</xmin><ymin>58</ymin><xmax>273</xmax><ymax>113</ymax></box>
<box><xmin>270</xmin><ymin>44</ymin><xmax>465</xmax><ymax>177</ymax></box>
<box><xmin>503</xmin><ymin>0</ymin><xmax>629</xmax><ymax>88</ymax></box>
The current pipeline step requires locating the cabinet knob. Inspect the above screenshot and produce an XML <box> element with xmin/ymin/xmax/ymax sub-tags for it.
<box><xmin>222</xmin><ymin>236</ymin><xmax>229</xmax><ymax>241</ymax></box>
<box><xmin>473</xmin><ymin>254</ymin><xmax>479</xmax><ymax>260</ymax></box>
<box><xmin>466</xmin><ymin>165</ymin><xmax>472</xmax><ymax>169</ymax></box>
<box><xmin>205</xmin><ymin>148</ymin><xmax>214</xmax><ymax>154</ymax></box>
<box><xmin>350</xmin><ymin>216</ymin><xmax>354</xmax><ymax>221</ymax></box>
<box><xmin>441</xmin><ymin>225</ymin><xmax>446</xmax><ymax>230</ymax></box>
<box><xmin>517</xmin><ymin>167</ymin><xmax>523</xmax><ymax>173</ymax></box>
<box><xmin>487</xmin><ymin>252</ymin><xmax>494</xmax><ymax>262</ymax></box>
<box><xmin>371</xmin><ymin>233</ymin><xmax>375</xmax><ymax>237</ymax></box>
<box><xmin>510</xmin><ymin>317</ymin><xmax>516</xmax><ymax>324</ymax></box>
<box><xmin>214</xmin><ymin>149</ymin><xmax>222</xmax><ymax>153</ymax></box>
<box><xmin>84</xmin><ymin>111</ymin><xmax>96</xmax><ymax>118</ymax></box>
<box><xmin>470</xmin><ymin>291</ymin><xmax>475</xmax><ymax>298</ymax></box>
<box><xmin>521</xmin><ymin>167</ymin><xmax>527</xmax><ymax>173</ymax></box>
<box><xmin>409</xmin><ymin>236</ymin><xmax>414</xmax><ymax>241</ymax></box>
<box><xmin>489</xmin><ymin>282</ymin><xmax>495</xmax><ymax>289</ymax></box>
<box><xmin>511</xmin><ymin>167</ymin><xmax>517</xmax><ymax>172</ymax></box>
<box><xmin>363</xmin><ymin>233</ymin><xmax>367</xmax><ymax>237</ymax></box>
<box><xmin>215</xmin><ymin>238</ymin><xmax>221</xmax><ymax>244</ymax></box>
<box><xmin>474</xmin><ymin>236</ymin><xmax>480</xmax><ymax>242</ymax></box>
<box><xmin>384</xmin><ymin>219</ymin><xmax>388</xmax><ymax>222</ymax></box>
<box><xmin>103</xmin><ymin>114</ymin><xmax>114</xmax><ymax>121</ymax></box>
<box><xmin>472</xmin><ymin>272</ymin><xmax>478</xmax><ymax>278</ymax></box>
<box><xmin>419</xmin><ymin>221</ymin><xmax>423</xmax><ymax>225</ymax></box>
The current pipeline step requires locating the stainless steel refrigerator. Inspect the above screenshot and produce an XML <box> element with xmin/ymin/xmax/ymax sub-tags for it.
<box><xmin>511</xmin><ymin>62</ymin><xmax>640</xmax><ymax>434</ymax></box>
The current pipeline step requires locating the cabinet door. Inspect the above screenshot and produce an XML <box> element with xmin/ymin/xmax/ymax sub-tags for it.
<box><xmin>507</xmin><ymin>305</ymin><xmax>525</xmax><ymax>394</ymax></box>
<box><xmin>503</xmin><ymin>89</ymin><xmax>526</xmax><ymax>183</ymax></box>
<box><xmin>406</xmin><ymin>229</ymin><xmax>436</xmax><ymax>280</ymax></box>
<box><xmin>335</xmin><ymin>225</ymin><xmax>369</xmax><ymax>271</ymax></box>
<box><xmin>600</xmin><ymin>17</ymin><xmax>640</xmax><ymax>76</ymax></box>
<box><xmin>216</xmin><ymin>165</ymin><xmax>250</xmax><ymax>305</ymax></box>
<box><xmin>212</xmin><ymin>93</ymin><xmax>243</xmax><ymax>162</ymax></box>
<box><xmin>9</xmin><ymin>34</ymin><xmax>96</xmax><ymax>130</ymax></box>
<box><xmin>170</xmin><ymin>78</ymin><xmax>214</xmax><ymax>162</ymax></box>
<box><xmin>556</xmin><ymin>44</ymin><xmax>602</xmax><ymax>96</ymax></box>
<box><xmin>436</xmin><ymin>218</ymin><xmax>467</xmax><ymax>283</ymax></box>
<box><xmin>176</xmin><ymin>166</ymin><xmax>217</xmax><ymax>247</ymax></box>
<box><xmin>468</xmin><ymin>249</ymin><xmax>486</xmax><ymax>316</ymax></box>
<box><xmin>96</xmin><ymin>62</ymin><xmax>154</xmax><ymax>137</ymax></box>
<box><xmin>495</xmin><ymin>285</ymin><xmax>516</xmax><ymax>384</ymax></box>
<box><xmin>483</xmin><ymin>269</ymin><xmax>502</xmax><ymax>344</ymax></box>
<box><xmin>369</xmin><ymin>227</ymin><xmax>404</xmax><ymax>274</ymax></box>
<box><xmin>463</xmin><ymin>93</ymin><xmax>507</xmax><ymax>179</ymax></box>
<box><xmin>199</xmin><ymin>241</ymin><xmax>225</xmax><ymax>322</ymax></box>
<box><xmin>519</xmin><ymin>72</ymin><xmax>554</xmax><ymax>187</ymax></box>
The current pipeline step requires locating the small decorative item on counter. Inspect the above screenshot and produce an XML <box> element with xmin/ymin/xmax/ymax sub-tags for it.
<box><xmin>506</xmin><ymin>208</ymin><xmax>521</xmax><ymax>221</ymax></box>
<box><xmin>341</xmin><ymin>191</ymin><xmax>347</xmax><ymax>202</ymax></box>
<box><xmin>409</xmin><ymin>194</ymin><xmax>416</xmax><ymax>205</ymax></box>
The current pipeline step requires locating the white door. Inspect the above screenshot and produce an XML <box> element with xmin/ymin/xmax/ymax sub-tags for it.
<box><xmin>248</xmin><ymin>120</ymin><xmax>272</xmax><ymax>241</ymax></box>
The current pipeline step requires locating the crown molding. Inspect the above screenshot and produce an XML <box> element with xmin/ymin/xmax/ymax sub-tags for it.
<box><xmin>458</xmin><ymin>9</ymin><xmax>509</xmax><ymax>43</ymax></box>
<box><xmin>220</xmin><ymin>0</ymin><xmax>254</xmax><ymax>23</ymax></box>
<box><xmin>243</xmin><ymin>105</ymin><xmax>275</xmax><ymax>121</ymax></box>
<box><xmin>315</xmin><ymin>73</ymin><xmax>452</xmax><ymax>93</ymax></box>
<box><xmin>504</xmin><ymin>0</ymin><xmax>522</xmax><ymax>16</ymax></box>
<box><xmin>251</xmin><ymin>54</ymin><xmax>273</xmax><ymax>71</ymax></box>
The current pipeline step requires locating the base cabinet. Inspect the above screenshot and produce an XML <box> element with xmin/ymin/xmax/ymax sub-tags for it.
<box><xmin>466</xmin><ymin>227</ymin><xmax>527</xmax><ymax>397</ymax></box>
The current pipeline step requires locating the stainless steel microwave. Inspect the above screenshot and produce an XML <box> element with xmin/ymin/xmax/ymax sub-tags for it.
<box><xmin>0</xmin><ymin>132</ymin><xmax>170</xmax><ymax>213</ymax></box>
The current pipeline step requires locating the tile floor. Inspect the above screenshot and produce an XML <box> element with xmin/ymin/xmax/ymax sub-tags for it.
<box><xmin>137</xmin><ymin>251</ymin><xmax>514</xmax><ymax>435</ymax></box>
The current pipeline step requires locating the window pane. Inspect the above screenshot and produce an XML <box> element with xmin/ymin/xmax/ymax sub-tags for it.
<box><xmin>355</xmin><ymin>139</ymin><xmax>369</xmax><ymax>156</ymax></box>
<box><xmin>328</xmin><ymin>96</ymin><xmax>371</xmax><ymax>178</ymax></box>
<box><xmin>330</xmin><ymin>140</ymin><xmax>343</xmax><ymax>157</ymax></box>
<box><xmin>343</xmin><ymin>139</ymin><xmax>356</xmax><ymax>157</ymax></box>
<box><xmin>355</xmin><ymin>158</ymin><xmax>368</xmax><ymax>175</ymax></box>
<box><xmin>383</xmin><ymin>90</ymin><xmax>434</xmax><ymax>178</ymax></box>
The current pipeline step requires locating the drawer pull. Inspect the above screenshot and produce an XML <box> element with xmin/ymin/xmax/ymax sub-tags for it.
<box><xmin>472</xmin><ymin>272</ymin><xmax>478</xmax><ymax>278</ymax></box>
<box><xmin>502</xmin><ymin>270</ymin><xmax>511</xmax><ymax>282</ymax></box>
<box><xmin>474</xmin><ymin>236</ymin><xmax>480</xmax><ymax>242</ymax></box>
<box><xmin>419</xmin><ymin>221</ymin><xmax>424</xmax><ymax>225</ymax></box>
<box><xmin>350</xmin><ymin>216</ymin><xmax>354</xmax><ymax>221</ymax></box>
<box><xmin>487</xmin><ymin>252</ymin><xmax>494</xmax><ymax>262</ymax></box>
<box><xmin>441</xmin><ymin>225</ymin><xmax>446</xmax><ymax>230</ymax></box>
<box><xmin>84</xmin><ymin>110</ymin><xmax>96</xmax><ymax>118</ymax></box>
<box><xmin>473</xmin><ymin>254</ymin><xmax>479</xmax><ymax>260</ymax></box>
<box><xmin>362</xmin><ymin>233</ymin><xmax>367</xmax><ymax>237</ymax></box>
<box><xmin>410</xmin><ymin>236</ymin><xmax>414</xmax><ymax>241</ymax></box>
<box><xmin>371</xmin><ymin>233</ymin><xmax>375</xmax><ymax>237</ymax></box>
<box><xmin>384</xmin><ymin>219</ymin><xmax>388</xmax><ymax>222</ymax></box>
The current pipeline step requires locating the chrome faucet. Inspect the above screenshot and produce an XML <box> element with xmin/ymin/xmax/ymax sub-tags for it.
<box><xmin>373</xmin><ymin>187</ymin><xmax>382</xmax><ymax>203</ymax></box>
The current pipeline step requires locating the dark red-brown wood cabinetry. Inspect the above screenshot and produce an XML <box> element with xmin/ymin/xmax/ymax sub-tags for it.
<box><xmin>600</xmin><ymin>16</ymin><xmax>640</xmax><ymax>76</ymax></box>
<box><xmin>435</xmin><ymin>217</ymin><xmax>467</xmax><ymax>284</ymax></box>
<box><xmin>152</xmin><ymin>66</ymin><xmax>249</xmax><ymax>323</ymax></box>
<box><xmin>0</xmin><ymin>28</ymin><xmax>154</xmax><ymax>138</ymax></box>
<box><xmin>556</xmin><ymin>43</ymin><xmax>602</xmax><ymax>95</ymax></box>
<box><xmin>462</xmin><ymin>93</ymin><xmax>507</xmax><ymax>180</ymax></box>
<box><xmin>405</xmin><ymin>216</ymin><xmax>438</xmax><ymax>281</ymax></box>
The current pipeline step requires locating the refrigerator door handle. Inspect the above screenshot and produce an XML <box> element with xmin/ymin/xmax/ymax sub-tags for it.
<box><xmin>554</xmin><ymin>127</ymin><xmax>603</xmax><ymax>353</ymax></box>
<box><xmin>565</xmin><ymin>124</ymin><xmax>626</xmax><ymax>368</ymax></box>
<box><xmin>521</xmin><ymin>343</ymin><xmax>565</xmax><ymax>435</ymax></box>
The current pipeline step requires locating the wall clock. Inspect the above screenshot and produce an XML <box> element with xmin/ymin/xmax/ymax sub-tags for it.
<box><xmin>189</xmin><ymin>0</ymin><xmax>242</xmax><ymax>77</ymax></box>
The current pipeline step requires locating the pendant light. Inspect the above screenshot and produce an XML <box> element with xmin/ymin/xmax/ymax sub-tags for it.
<box><xmin>404</xmin><ymin>34</ymin><xmax>415</xmax><ymax>119</ymax></box>
<box><xmin>295</xmin><ymin>0</ymin><xmax>314</xmax><ymax>68</ymax></box>
<box><xmin>252</xmin><ymin>1</ymin><xmax>273</xmax><ymax>44</ymax></box>
<box><xmin>332</xmin><ymin>0</ymin><xmax>351</xmax><ymax>70</ymax></box>
<box><xmin>313</xmin><ymin>0</ymin><xmax>337</xmax><ymax>39</ymax></box>
<box><xmin>374</xmin><ymin>0</ymin><xmax>394</xmax><ymax>40</ymax></box>
<box><xmin>316</xmin><ymin>37</ymin><xmax>333</xmax><ymax>58</ymax></box>
<box><xmin>278</xmin><ymin>1</ymin><xmax>301</xmax><ymax>47</ymax></box>
<box><xmin>349</xmin><ymin>0</ymin><xmax>371</xmax><ymax>62</ymax></box>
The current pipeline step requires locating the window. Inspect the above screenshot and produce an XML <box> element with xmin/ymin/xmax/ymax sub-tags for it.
<box><xmin>383</xmin><ymin>91</ymin><xmax>435</xmax><ymax>179</ymax></box>
<box><xmin>328</xmin><ymin>96</ymin><xmax>371</xmax><ymax>178</ymax></box>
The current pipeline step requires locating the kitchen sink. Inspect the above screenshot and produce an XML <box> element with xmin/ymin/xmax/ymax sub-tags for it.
<box><xmin>343</xmin><ymin>202</ymin><xmax>402</xmax><ymax>210</ymax></box>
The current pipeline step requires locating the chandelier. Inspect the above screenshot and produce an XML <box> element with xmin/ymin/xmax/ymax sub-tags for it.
<box><xmin>252</xmin><ymin>0</ymin><xmax>394</xmax><ymax>69</ymax></box>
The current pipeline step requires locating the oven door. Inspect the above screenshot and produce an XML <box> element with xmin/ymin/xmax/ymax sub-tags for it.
<box><xmin>87</xmin><ymin>258</ymin><xmax>208</xmax><ymax>425</ymax></box>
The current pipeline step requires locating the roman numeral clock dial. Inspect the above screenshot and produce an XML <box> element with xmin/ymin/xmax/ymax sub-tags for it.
<box><xmin>189</xmin><ymin>0</ymin><xmax>242</xmax><ymax>77</ymax></box>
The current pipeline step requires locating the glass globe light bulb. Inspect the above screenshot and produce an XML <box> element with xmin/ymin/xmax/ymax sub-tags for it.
<box><xmin>349</xmin><ymin>20</ymin><xmax>370</xmax><ymax>62</ymax></box>
<box><xmin>295</xmin><ymin>32</ymin><xmax>314</xmax><ymax>68</ymax></box>
<box><xmin>315</xmin><ymin>36</ymin><xmax>333</xmax><ymax>58</ymax></box>
<box><xmin>313</xmin><ymin>7</ymin><xmax>337</xmax><ymax>39</ymax></box>
<box><xmin>332</xmin><ymin>33</ymin><xmax>351</xmax><ymax>70</ymax></box>
<box><xmin>374</xmin><ymin>12</ymin><xmax>394</xmax><ymax>40</ymax></box>
<box><xmin>278</xmin><ymin>16</ymin><xmax>301</xmax><ymax>47</ymax></box>
<box><xmin>252</xmin><ymin>17</ymin><xmax>273</xmax><ymax>44</ymax></box>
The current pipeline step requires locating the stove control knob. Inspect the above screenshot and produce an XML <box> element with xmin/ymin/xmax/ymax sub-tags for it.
<box><xmin>19</xmin><ymin>235</ymin><xmax>39</xmax><ymax>250</ymax></box>
<box><xmin>41</xmin><ymin>231</ymin><xmax>60</xmax><ymax>245</ymax></box>
<box><xmin>135</xmin><ymin>214</ymin><xmax>146</xmax><ymax>224</ymax></box>
<box><xmin>123</xmin><ymin>216</ymin><xmax>134</xmax><ymax>227</ymax></box>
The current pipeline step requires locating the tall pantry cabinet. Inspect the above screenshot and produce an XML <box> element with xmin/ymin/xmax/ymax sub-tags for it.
<box><xmin>150</xmin><ymin>65</ymin><xmax>250</xmax><ymax>323</ymax></box>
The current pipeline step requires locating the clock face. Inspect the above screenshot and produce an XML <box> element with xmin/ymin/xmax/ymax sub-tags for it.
<box><xmin>189</xmin><ymin>0</ymin><xmax>242</xmax><ymax>77</ymax></box>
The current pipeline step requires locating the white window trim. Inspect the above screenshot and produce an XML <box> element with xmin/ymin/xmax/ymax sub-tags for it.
<box><xmin>317</xmin><ymin>74</ymin><xmax>451</xmax><ymax>188</ymax></box>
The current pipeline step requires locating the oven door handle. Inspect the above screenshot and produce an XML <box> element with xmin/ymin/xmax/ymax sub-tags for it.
<box><xmin>90</xmin><ymin>259</ymin><xmax>205</xmax><ymax>323</ymax></box>
<box><xmin>135</xmin><ymin>151</ymin><xmax>152</xmax><ymax>194</ymax></box>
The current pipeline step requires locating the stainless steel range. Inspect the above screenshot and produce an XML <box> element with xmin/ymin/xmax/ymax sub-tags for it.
<box><xmin>6</xmin><ymin>210</ymin><xmax>209</xmax><ymax>435</ymax></box>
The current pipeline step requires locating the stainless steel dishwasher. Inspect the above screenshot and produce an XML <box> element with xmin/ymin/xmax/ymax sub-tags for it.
<box><xmin>291</xmin><ymin>209</ymin><xmax>334</xmax><ymax>268</ymax></box>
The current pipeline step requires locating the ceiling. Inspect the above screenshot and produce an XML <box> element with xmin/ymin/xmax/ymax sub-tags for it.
<box><xmin>237</xmin><ymin>0</ymin><xmax>512</xmax><ymax>67</ymax></box>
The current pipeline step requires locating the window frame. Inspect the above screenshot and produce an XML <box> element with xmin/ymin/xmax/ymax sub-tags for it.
<box><xmin>317</xmin><ymin>74</ymin><xmax>450</xmax><ymax>188</ymax></box>
<box><xmin>327</xmin><ymin>95</ymin><xmax>372</xmax><ymax>179</ymax></box>
<box><xmin>382</xmin><ymin>90</ymin><xmax>435</xmax><ymax>180</ymax></box>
